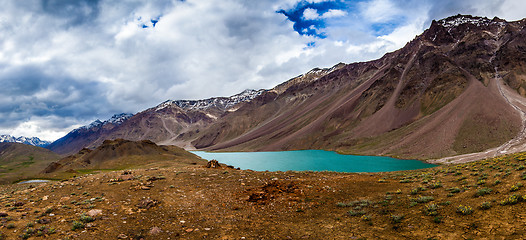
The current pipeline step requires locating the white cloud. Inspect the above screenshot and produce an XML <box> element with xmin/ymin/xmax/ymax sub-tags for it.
<box><xmin>2</xmin><ymin>0</ymin><xmax>526</xmax><ymax>141</ymax></box>
<box><xmin>303</xmin><ymin>8</ymin><xmax>320</xmax><ymax>20</ymax></box>
<box><xmin>2</xmin><ymin>116</ymin><xmax>86</xmax><ymax>141</ymax></box>
<box><xmin>322</xmin><ymin>9</ymin><xmax>347</xmax><ymax>18</ymax></box>
<box><xmin>360</xmin><ymin>0</ymin><xmax>401</xmax><ymax>23</ymax></box>
<box><xmin>304</xmin><ymin>8</ymin><xmax>347</xmax><ymax>20</ymax></box>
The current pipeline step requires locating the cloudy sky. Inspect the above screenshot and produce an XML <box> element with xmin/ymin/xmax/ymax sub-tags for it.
<box><xmin>1</xmin><ymin>0</ymin><xmax>525</xmax><ymax>141</ymax></box>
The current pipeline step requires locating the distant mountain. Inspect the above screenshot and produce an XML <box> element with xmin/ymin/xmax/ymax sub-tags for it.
<box><xmin>156</xmin><ymin>89</ymin><xmax>265</xmax><ymax>112</ymax></box>
<box><xmin>46</xmin><ymin>113</ymin><xmax>134</xmax><ymax>156</ymax></box>
<box><xmin>43</xmin><ymin>139</ymin><xmax>205</xmax><ymax>177</ymax></box>
<box><xmin>0</xmin><ymin>135</ymin><xmax>51</xmax><ymax>147</ymax></box>
<box><xmin>49</xmin><ymin>15</ymin><xmax>526</xmax><ymax>160</ymax></box>
<box><xmin>47</xmin><ymin>90</ymin><xmax>264</xmax><ymax>156</ymax></box>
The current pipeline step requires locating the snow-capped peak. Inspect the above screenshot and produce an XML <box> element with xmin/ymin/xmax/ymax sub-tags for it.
<box><xmin>75</xmin><ymin>113</ymin><xmax>133</xmax><ymax>132</ymax></box>
<box><xmin>154</xmin><ymin>89</ymin><xmax>265</xmax><ymax>112</ymax></box>
<box><xmin>107</xmin><ymin>113</ymin><xmax>133</xmax><ymax>124</ymax></box>
<box><xmin>437</xmin><ymin>15</ymin><xmax>503</xmax><ymax>28</ymax></box>
<box><xmin>0</xmin><ymin>134</ymin><xmax>51</xmax><ymax>147</ymax></box>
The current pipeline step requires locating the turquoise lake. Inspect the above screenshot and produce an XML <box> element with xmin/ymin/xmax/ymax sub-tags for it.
<box><xmin>191</xmin><ymin>150</ymin><xmax>436</xmax><ymax>172</ymax></box>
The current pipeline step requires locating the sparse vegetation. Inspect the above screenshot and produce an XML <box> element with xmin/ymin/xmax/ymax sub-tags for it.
<box><xmin>456</xmin><ymin>205</ymin><xmax>473</xmax><ymax>215</ymax></box>
<box><xmin>474</xmin><ymin>188</ymin><xmax>492</xmax><ymax>197</ymax></box>
<box><xmin>71</xmin><ymin>221</ymin><xmax>85</xmax><ymax>231</ymax></box>
<box><xmin>480</xmin><ymin>202</ymin><xmax>492</xmax><ymax>210</ymax></box>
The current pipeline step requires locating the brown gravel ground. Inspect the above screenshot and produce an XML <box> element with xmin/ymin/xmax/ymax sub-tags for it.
<box><xmin>2</xmin><ymin>153</ymin><xmax>526</xmax><ymax>239</ymax></box>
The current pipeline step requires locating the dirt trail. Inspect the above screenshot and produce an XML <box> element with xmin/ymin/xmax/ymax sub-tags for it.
<box><xmin>431</xmin><ymin>70</ymin><xmax>526</xmax><ymax>164</ymax></box>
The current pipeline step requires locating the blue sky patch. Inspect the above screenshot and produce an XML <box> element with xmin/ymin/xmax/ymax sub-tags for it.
<box><xmin>277</xmin><ymin>0</ymin><xmax>351</xmax><ymax>38</ymax></box>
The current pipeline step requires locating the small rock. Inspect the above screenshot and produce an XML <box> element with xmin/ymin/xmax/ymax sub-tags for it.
<box><xmin>119</xmin><ymin>175</ymin><xmax>134</xmax><ymax>181</ymax></box>
<box><xmin>185</xmin><ymin>228</ymin><xmax>194</xmax><ymax>233</ymax></box>
<box><xmin>137</xmin><ymin>198</ymin><xmax>159</xmax><ymax>209</ymax></box>
<box><xmin>86</xmin><ymin>209</ymin><xmax>103</xmax><ymax>217</ymax></box>
<box><xmin>140</xmin><ymin>186</ymin><xmax>151</xmax><ymax>190</ymax></box>
<box><xmin>42</xmin><ymin>196</ymin><xmax>48</xmax><ymax>201</ymax></box>
<box><xmin>37</xmin><ymin>218</ymin><xmax>51</xmax><ymax>224</ymax></box>
<box><xmin>117</xmin><ymin>233</ymin><xmax>127</xmax><ymax>239</ymax></box>
<box><xmin>149</xmin><ymin>226</ymin><xmax>162</xmax><ymax>235</ymax></box>
<box><xmin>206</xmin><ymin>160</ymin><xmax>221</xmax><ymax>168</ymax></box>
<box><xmin>204</xmin><ymin>228</ymin><xmax>211</xmax><ymax>231</ymax></box>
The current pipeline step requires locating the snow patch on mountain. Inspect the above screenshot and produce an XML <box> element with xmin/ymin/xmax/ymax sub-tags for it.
<box><xmin>438</xmin><ymin>15</ymin><xmax>505</xmax><ymax>29</ymax></box>
<box><xmin>155</xmin><ymin>89</ymin><xmax>265</xmax><ymax>112</ymax></box>
<box><xmin>75</xmin><ymin>113</ymin><xmax>133</xmax><ymax>132</ymax></box>
<box><xmin>0</xmin><ymin>135</ymin><xmax>51</xmax><ymax>147</ymax></box>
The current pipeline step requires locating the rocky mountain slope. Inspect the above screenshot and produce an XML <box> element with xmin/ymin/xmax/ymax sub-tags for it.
<box><xmin>47</xmin><ymin>90</ymin><xmax>264</xmax><ymax>156</ymax></box>
<box><xmin>190</xmin><ymin>15</ymin><xmax>526</xmax><ymax>160</ymax></box>
<box><xmin>49</xmin><ymin>14</ymin><xmax>526</xmax><ymax>160</ymax></box>
<box><xmin>0</xmin><ymin>142</ymin><xmax>60</xmax><ymax>183</ymax></box>
<box><xmin>0</xmin><ymin>135</ymin><xmax>51</xmax><ymax>147</ymax></box>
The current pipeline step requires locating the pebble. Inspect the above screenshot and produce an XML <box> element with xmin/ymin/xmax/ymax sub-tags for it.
<box><xmin>117</xmin><ymin>233</ymin><xmax>127</xmax><ymax>239</ymax></box>
<box><xmin>149</xmin><ymin>226</ymin><xmax>162</xmax><ymax>235</ymax></box>
<box><xmin>87</xmin><ymin>209</ymin><xmax>103</xmax><ymax>217</ymax></box>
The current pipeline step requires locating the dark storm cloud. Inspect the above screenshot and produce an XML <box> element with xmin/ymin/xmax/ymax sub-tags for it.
<box><xmin>0</xmin><ymin>64</ymin><xmax>110</xmax><ymax>128</ymax></box>
<box><xmin>0</xmin><ymin>65</ymin><xmax>48</xmax><ymax>95</ymax></box>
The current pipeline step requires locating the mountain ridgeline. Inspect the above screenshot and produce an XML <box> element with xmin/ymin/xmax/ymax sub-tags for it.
<box><xmin>48</xmin><ymin>15</ymin><xmax>526</xmax><ymax>160</ymax></box>
<box><xmin>0</xmin><ymin>135</ymin><xmax>51</xmax><ymax>147</ymax></box>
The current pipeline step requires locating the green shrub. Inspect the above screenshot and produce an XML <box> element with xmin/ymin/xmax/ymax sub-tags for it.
<box><xmin>456</xmin><ymin>205</ymin><xmax>473</xmax><ymax>215</ymax></box>
<box><xmin>391</xmin><ymin>214</ymin><xmax>404</xmax><ymax>224</ymax></box>
<box><xmin>510</xmin><ymin>183</ymin><xmax>523</xmax><ymax>192</ymax></box>
<box><xmin>348</xmin><ymin>210</ymin><xmax>366</xmax><ymax>216</ymax></box>
<box><xmin>430</xmin><ymin>182</ymin><xmax>443</xmax><ymax>189</ymax></box>
<box><xmin>71</xmin><ymin>221</ymin><xmax>85</xmax><ymax>231</ymax></box>
<box><xmin>79</xmin><ymin>214</ymin><xmax>94</xmax><ymax>223</ymax></box>
<box><xmin>416</xmin><ymin>196</ymin><xmax>434</xmax><ymax>203</ymax></box>
<box><xmin>424</xmin><ymin>203</ymin><xmax>439</xmax><ymax>216</ymax></box>
<box><xmin>501</xmin><ymin>194</ymin><xmax>521</xmax><ymax>205</ymax></box>
<box><xmin>474</xmin><ymin>188</ymin><xmax>492</xmax><ymax>197</ymax></box>
<box><xmin>479</xmin><ymin>202</ymin><xmax>492</xmax><ymax>210</ymax></box>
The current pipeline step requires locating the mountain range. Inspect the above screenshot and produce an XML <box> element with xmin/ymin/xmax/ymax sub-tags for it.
<box><xmin>46</xmin><ymin>15</ymin><xmax>526</xmax><ymax>161</ymax></box>
<box><xmin>0</xmin><ymin>135</ymin><xmax>51</xmax><ymax>147</ymax></box>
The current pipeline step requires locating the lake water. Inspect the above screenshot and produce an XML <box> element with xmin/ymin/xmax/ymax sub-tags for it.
<box><xmin>17</xmin><ymin>179</ymin><xmax>51</xmax><ymax>184</ymax></box>
<box><xmin>192</xmin><ymin>150</ymin><xmax>435</xmax><ymax>172</ymax></box>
